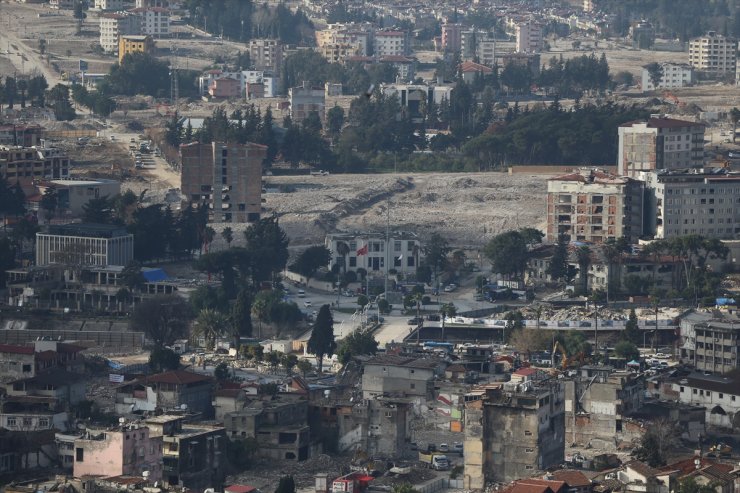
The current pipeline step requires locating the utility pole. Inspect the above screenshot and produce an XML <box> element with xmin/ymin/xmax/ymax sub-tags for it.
<box><xmin>384</xmin><ymin>200</ymin><xmax>390</xmax><ymax>298</ymax></box>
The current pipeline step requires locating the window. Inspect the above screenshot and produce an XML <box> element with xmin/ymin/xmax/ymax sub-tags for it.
<box><xmin>23</xmin><ymin>418</ymin><xmax>32</xmax><ymax>427</ymax></box>
<box><xmin>76</xmin><ymin>448</ymin><xmax>84</xmax><ymax>462</ymax></box>
<box><xmin>39</xmin><ymin>418</ymin><xmax>49</xmax><ymax>428</ymax></box>
<box><xmin>524</xmin><ymin>430</ymin><xmax>532</xmax><ymax>436</ymax></box>
<box><xmin>22</xmin><ymin>364</ymin><xmax>31</xmax><ymax>373</ymax></box>
<box><xmin>525</xmin><ymin>448</ymin><xmax>534</xmax><ymax>453</ymax></box>
<box><xmin>410</xmin><ymin>383</ymin><xmax>416</xmax><ymax>389</ymax></box>
<box><xmin>6</xmin><ymin>417</ymin><xmax>16</xmax><ymax>427</ymax></box>
<box><xmin>680</xmin><ymin>386</ymin><xmax>685</xmax><ymax>392</ymax></box>
<box><xmin>693</xmin><ymin>389</ymin><xmax>697</xmax><ymax>394</ymax></box>
<box><xmin>349</xmin><ymin>257</ymin><xmax>357</xmax><ymax>267</ymax></box>
<box><xmin>719</xmin><ymin>394</ymin><xmax>724</xmax><ymax>399</ymax></box>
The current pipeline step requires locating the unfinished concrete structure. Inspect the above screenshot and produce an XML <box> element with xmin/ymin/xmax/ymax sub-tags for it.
<box><xmin>180</xmin><ymin>141</ymin><xmax>265</xmax><ymax>223</ymax></box>
<box><xmin>464</xmin><ymin>381</ymin><xmax>565</xmax><ymax>488</ymax></box>
<box><xmin>361</xmin><ymin>355</ymin><xmax>440</xmax><ymax>405</ymax></box>
<box><xmin>564</xmin><ymin>366</ymin><xmax>645</xmax><ymax>449</ymax></box>
<box><xmin>546</xmin><ymin>169</ymin><xmax>645</xmax><ymax>243</ymax></box>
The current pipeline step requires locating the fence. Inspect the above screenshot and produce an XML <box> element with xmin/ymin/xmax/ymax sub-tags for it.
<box><xmin>0</xmin><ymin>328</ymin><xmax>145</xmax><ymax>349</ymax></box>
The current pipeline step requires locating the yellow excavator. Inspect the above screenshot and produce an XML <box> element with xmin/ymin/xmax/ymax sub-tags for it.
<box><xmin>552</xmin><ymin>341</ymin><xmax>569</xmax><ymax>370</ymax></box>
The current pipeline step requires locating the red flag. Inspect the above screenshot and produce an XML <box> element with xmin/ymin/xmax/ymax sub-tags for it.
<box><xmin>356</xmin><ymin>244</ymin><xmax>368</xmax><ymax>256</ymax></box>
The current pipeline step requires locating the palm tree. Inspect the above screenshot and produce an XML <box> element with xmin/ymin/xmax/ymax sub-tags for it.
<box><xmin>440</xmin><ymin>303</ymin><xmax>457</xmax><ymax>342</ymax></box>
<box><xmin>194</xmin><ymin>308</ymin><xmax>228</xmax><ymax>350</ymax></box>
<box><xmin>251</xmin><ymin>297</ymin><xmax>268</xmax><ymax>338</ymax></box>
<box><xmin>336</xmin><ymin>241</ymin><xmax>350</xmax><ymax>275</ymax></box>
<box><xmin>221</xmin><ymin>227</ymin><xmax>234</xmax><ymax>248</ymax></box>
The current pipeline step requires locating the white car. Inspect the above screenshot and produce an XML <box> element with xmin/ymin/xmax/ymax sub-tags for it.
<box><xmin>303</xmin><ymin>301</ymin><xmax>312</xmax><ymax>308</ymax></box>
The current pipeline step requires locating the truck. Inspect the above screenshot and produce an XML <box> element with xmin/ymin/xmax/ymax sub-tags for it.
<box><xmin>419</xmin><ymin>452</ymin><xmax>449</xmax><ymax>470</ymax></box>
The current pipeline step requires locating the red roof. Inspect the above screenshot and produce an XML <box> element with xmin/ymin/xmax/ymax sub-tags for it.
<box><xmin>145</xmin><ymin>370</ymin><xmax>212</xmax><ymax>385</ymax></box>
<box><xmin>513</xmin><ymin>367</ymin><xmax>538</xmax><ymax>376</ymax></box>
<box><xmin>225</xmin><ymin>485</ymin><xmax>257</xmax><ymax>493</ymax></box>
<box><xmin>550</xmin><ymin>470</ymin><xmax>592</xmax><ymax>488</ymax></box>
<box><xmin>460</xmin><ymin>61</ymin><xmax>493</xmax><ymax>74</ymax></box>
<box><xmin>0</xmin><ymin>344</ymin><xmax>34</xmax><ymax>355</ymax></box>
<box><xmin>502</xmin><ymin>479</ymin><xmax>568</xmax><ymax>493</ymax></box>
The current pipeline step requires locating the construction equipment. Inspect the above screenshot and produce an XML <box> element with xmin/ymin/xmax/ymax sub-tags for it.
<box><xmin>552</xmin><ymin>341</ymin><xmax>569</xmax><ymax>370</ymax></box>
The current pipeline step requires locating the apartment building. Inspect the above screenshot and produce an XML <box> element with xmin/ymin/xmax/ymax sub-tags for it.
<box><xmin>680</xmin><ymin>311</ymin><xmax>740</xmax><ymax>374</ymax></box>
<box><xmin>617</xmin><ymin>117</ymin><xmax>705</xmax><ymax>177</ymax></box>
<box><xmin>380</xmin><ymin>82</ymin><xmax>454</xmax><ymax>121</ymax></box>
<box><xmin>673</xmin><ymin>371</ymin><xmax>740</xmax><ymax>429</ymax></box>
<box><xmin>441</xmin><ymin>22</ymin><xmax>463</xmax><ymax>53</ymax></box>
<box><xmin>318</xmin><ymin>43</ymin><xmax>358</xmax><ymax>64</ymax></box>
<box><xmin>36</xmin><ymin>223</ymin><xmax>134</xmax><ymax>267</ymax></box>
<box><xmin>73</xmin><ymin>425</ymin><xmax>163</xmax><ymax>481</ymax></box>
<box><xmin>118</xmin><ymin>34</ymin><xmax>155</xmax><ymax>63</ymax></box>
<box><xmin>130</xmin><ymin>7</ymin><xmax>170</xmax><ymax>37</ymax></box>
<box><xmin>0</xmin><ymin>124</ymin><xmax>43</xmax><ymax>147</ymax></box>
<box><xmin>180</xmin><ymin>141</ymin><xmax>265</xmax><ymax>223</ymax></box>
<box><xmin>0</xmin><ymin>145</ymin><xmax>70</xmax><ymax>187</ymax></box>
<box><xmin>316</xmin><ymin>23</ymin><xmax>373</xmax><ymax>56</ymax></box>
<box><xmin>640</xmin><ymin>168</ymin><xmax>740</xmax><ymax>239</ymax></box>
<box><xmin>38</xmin><ymin>178</ymin><xmax>121</xmax><ymax>215</ymax></box>
<box><xmin>464</xmin><ymin>381</ymin><xmax>565</xmax><ymax>487</ymax></box>
<box><xmin>99</xmin><ymin>13</ymin><xmax>142</xmax><ymax>53</ymax></box>
<box><xmin>93</xmin><ymin>0</ymin><xmax>127</xmax><ymax>10</ymax></box>
<box><xmin>248</xmin><ymin>39</ymin><xmax>283</xmax><ymax>72</ymax></box>
<box><xmin>546</xmin><ymin>169</ymin><xmax>645</xmax><ymax>243</ymax></box>
<box><xmin>515</xmin><ymin>21</ymin><xmax>542</xmax><ymax>53</ymax></box>
<box><xmin>115</xmin><ymin>370</ymin><xmax>215</xmax><ymax>416</ymax></box>
<box><xmin>689</xmin><ymin>31</ymin><xmax>737</xmax><ymax>76</ymax></box>
<box><xmin>373</xmin><ymin>30</ymin><xmax>409</xmax><ymax>57</ymax></box>
<box><xmin>325</xmin><ymin>231</ymin><xmax>423</xmax><ymax>277</ymax></box>
<box><xmin>198</xmin><ymin>70</ymin><xmax>278</xmax><ymax>98</ymax></box>
<box><xmin>641</xmin><ymin>63</ymin><xmax>695</xmax><ymax>91</ymax></box>
<box><xmin>289</xmin><ymin>82</ymin><xmax>325</xmax><ymax>123</ymax></box>
<box><xmin>360</xmin><ymin>354</ymin><xmax>439</xmax><ymax>403</ymax></box>
<box><xmin>49</xmin><ymin>0</ymin><xmax>74</xmax><ymax>8</ymax></box>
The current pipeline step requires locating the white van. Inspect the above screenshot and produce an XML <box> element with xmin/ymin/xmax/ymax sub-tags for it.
<box><xmin>298</xmin><ymin>289</ymin><xmax>306</xmax><ymax>298</ymax></box>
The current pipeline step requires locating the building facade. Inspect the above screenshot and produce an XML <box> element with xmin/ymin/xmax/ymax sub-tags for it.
<box><xmin>640</xmin><ymin>169</ymin><xmax>740</xmax><ymax>239</ymax></box>
<box><xmin>515</xmin><ymin>22</ymin><xmax>542</xmax><ymax>53</ymax></box>
<box><xmin>118</xmin><ymin>34</ymin><xmax>155</xmax><ymax>63</ymax></box>
<box><xmin>680</xmin><ymin>311</ymin><xmax>740</xmax><ymax>374</ymax></box>
<box><xmin>689</xmin><ymin>31</ymin><xmax>737</xmax><ymax>76</ymax></box>
<box><xmin>130</xmin><ymin>7</ymin><xmax>170</xmax><ymax>37</ymax></box>
<box><xmin>289</xmin><ymin>82</ymin><xmax>325</xmax><ymax>123</ymax></box>
<box><xmin>248</xmin><ymin>39</ymin><xmax>283</xmax><ymax>73</ymax></box>
<box><xmin>36</xmin><ymin>223</ymin><xmax>134</xmax><ymax>268</ymax></box>
<box><xmin>617</xmin><ymin>117</ymin><xmax>705</xmax><ymax>177</ymax></box>
<box><xmin>546</xmin><ymin>169</ymin><xmax>645</xmax><ymax>243</ymax></box>
<box><xmin>99</xmin><ymin>13</ymin><xmax>142</xmax><ymax>53</ymax></box>
<box><xmin>641</xmin><ymin>63</ymin><xmax>695</xmax><ymax>91</ymax></box>
<box><xmin>441</xmin><ymin>23</ymin><xmax>463</xmax><ymax>53</ymax></box>
<box><xmin>673</xmin><ymin>372</ymin><xmax>740</xmax><ymax>429</ymax></box>
<box><xmin>0</xmin><ymin>145</ymin><xmax>70</xmax><ymax>186</ymax></box>
<box><xmin>74</xmin><ymin>425</ymin><xmax>163</xmax><ymax>481</ymax></box>
<box><xmin>38</xmin><ymin>179</ymin><xmax>121</xmax><ymax>216</ymax></box>
<box><xmin>464</xmin><ymin>381</ymin><xmax>565</xmax><ymax>487</ymax></box>
<box><xmin>325</xmin><ymin>232</ymin><xmax>422</xmax><ymax>277</ymax></box>
<box><xmin>360</xmin><ymin>355</ymin><xmax>438</xmax><ymax>403</ymax></box>
<box><xmin>373</xmin><ymin>30</ymin><xmax>409</xmax><ymax>57</ymax></box>
<box><xmin>180</xmin><ymin>141</ymin><xmax>265</xmax><ymax>223</ymax></box>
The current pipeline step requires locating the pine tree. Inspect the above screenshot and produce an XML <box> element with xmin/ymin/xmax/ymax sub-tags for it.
<box><xmin>307</xmin><ymin>304</ymin><xmax>336</xmax><ymax>373</ymax></box>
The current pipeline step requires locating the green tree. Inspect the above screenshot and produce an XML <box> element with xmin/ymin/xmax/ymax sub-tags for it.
<box><xmin>423</xmin><ymin>233</ymin><xmax>450</xmax><ymax>287</ymax></box>
<box><xmin>336</xmin><ymin>328</ymin><xmax>378</xmax><ymax>364</ymax></box>
<box><xmin>131</xmin><ymin>295</ymin><xmax>193</xmax><ymax>348</ymax></box>
<box><xmin>40</xmin><ymin>186</ymin><xmax>59</xmax><ymax>219</ymax></box>
<box><xmin>326</xmin><ymin>104</ymin><xmax>345</xmax><ymax>139</ymax></box>
<box><xmin>484</xmin><ymin>230</ymin><xmax>528</xmax><ymax>278</ymax></box>
<box><xmin>614</xmin><ymin>340</ymin><xmax>640</xmax><ymax>362</ymax></box>
<box><xmin>38</xmin><ymin>39</ymin><xmax>47</xmax><ymax>55</ymax></box>
<box><xmin>120</xmin><ymin>260</ymin><xmax>146</xmax><ymax>292</ymax></box>
<box><xmin>82</xmin><ymin>196</ymin><xmax>113</xmax><ymax>223</ymax></box>
<box><xmin>677</xmin><ymin>477</ymin><xmax>718</xmax><ymax>493</ymax></box>
<box><xmin>244</xmin><ymin>216</ymin><xmax>290</xmax><ymax>287</ymax></box>
<box><xmin>623</xmin><ymin>308</ymin><xmax>641</xmax><ymax>345</ymax></box>
<box><xmin>149</xmin><ymin>346</ymin><xmax>181</xmax><ymax>372</ymax></box>
<box><xmin>307</xmin><ymin>304</ymin><xmax>336</xmax><ymax>373</ymax></box>
<box><xmin>231</xmin><ymin>287</ymin><xmax>254</xmax><ymax>346</ymax></box>
<box><xmin>214</xmin><ymin>362</ymin><xmax>231</xmax><ymax>381</ymax></box>
<box><xmin>194</xmin><ymin>308</ymin><xmax>228</xmax><ymax>350</ymax></box>
<box><xmin>290</xmin><ymin>245</ymin><xmax>331</xmax><ymax>281</ymax></box>
<box><xmin>547</xmin><ymin>235</ymin><xmax>570</xmax><ymax>282</ymax></box>
<box><xmin>0</xmin><ymin>238</ymin><xmax>17</xmax><ymax>288</ymax></box>
<box><xmin>221</xmin><ymin>226</ymin><xmax>234</xmax><ymax>247</ymax></box>
<box><xmin>275</xmin><ymin>475</ymin><xmax>296</xmax><ymax>493</ymax></box>
<box><xmin>296</xmin><ymin>359</ymin><xmax>313</xmax><ymax>376</ymax></box>
<box><xmin>576</xmin><ymin>246</ymin><xmax>592</xmax><ymax>294</ymax></box>
<box><xmin>280</xmin><ymin>353</ymin><xmax>298</xmax><ymax>373</ymax></box>
<box><xmin>645</xmin><ymin>62</ymin><xmax>664</xmax><ymax>90</ymax></box>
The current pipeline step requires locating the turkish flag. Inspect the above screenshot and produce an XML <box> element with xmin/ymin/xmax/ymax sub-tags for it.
<box><xmin>356</xmin><ymin>244</ymin><xmax>368</xmax><ymax>256</ymax></box>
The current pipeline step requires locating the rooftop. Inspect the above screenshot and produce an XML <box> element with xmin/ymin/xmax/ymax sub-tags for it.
<box><xmin>364</xmin><ymin>354</ymin><xmax>441</xmax><ymax>369</ymax></box>
<box><xmin>46</xmin><ymin>223</ymin><xmax>131</xmax><ymax>239</ymax></box>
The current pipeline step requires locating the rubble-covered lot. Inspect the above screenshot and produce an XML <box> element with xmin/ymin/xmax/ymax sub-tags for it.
<box><xmin>261</xmin><ymin>172</ymin><xmax>550</xmax><ymax>249</ymax></box>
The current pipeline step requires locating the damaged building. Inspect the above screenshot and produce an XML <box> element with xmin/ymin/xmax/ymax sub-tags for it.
<box><xmin>464</xmin><ymin>380</ymin><xmax>566</xmax><ymax>488</ymax></box>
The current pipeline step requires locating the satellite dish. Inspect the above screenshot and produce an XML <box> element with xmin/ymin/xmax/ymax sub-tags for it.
<box><xmin>180</xmin><ymin>404</ymin><xmax>188</xmax><ymax>410</ymax></box>
<box><xmin>119</xmin><ymin>417</ymin><xmax>126</xmax><ymax>424</ymax></box>
<box><xmin>142</xmin><ymin>471</ymin><xmax>150</xmax><ymax>478</ymax></box>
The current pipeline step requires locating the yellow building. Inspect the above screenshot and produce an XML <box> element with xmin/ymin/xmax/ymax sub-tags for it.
<box><xmin>118</xmin><ymin>34</ymin><xmax>154</xmax><ymax>63</ymax></box>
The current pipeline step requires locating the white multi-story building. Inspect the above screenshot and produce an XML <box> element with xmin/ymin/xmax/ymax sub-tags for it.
<box><xmin>36</xmin><ymin>224</ymin><xmax>134</xmax><ymax>268</ymax></box>
<box><xmin>99</xmin><ymin>13</ymin><xmax>142</xmax><ymax>53</ymax></box>
<box><xmin>316</xmin><ymin>23</ymin><xmax>373</xmax><ymax>56</ymax></box>
<box><xmin>672</xmin><ymin>371</ymin><xmax>740</xmax><ymax>429</ymax></box>
<box><xmin>617</xmin><ymin>117</ymin><xmax>705</xmax><ymax>177</ymax></box>
<box><xmin>641</xmin><ymin>63</ymin><xmax>695</xmax><ymax>91</ymax></box>
<box><xmin>515</xmin><ymin>21</ymin><xmax>542</xmax><ymax>53</ymax></box>
<box><xmin>640</xmin><ymin>168</ymin><xmax>740</xmax><ymax>240</ymax></box>
<box><xmin>325</xmin><ymin>232</ymin><xmax>422</xmax><ymax>277</ymax></box>
<box><xmin>93</xmin><ymin>0</ymin><xmax>128</xmax><ymax>10</ymax></box>
<box><xmin>49</xmin><ymin>0</ymin><xmax>75</xmax><ymax>9</ymax></box>
<box><xmin>689</xmin><ymin>31</ymin><xmax>737</xmax><ymax>76</ymax></box>
<box><xmin>373</xmin><ymin>30</ymin><xmax>409</xmax><ymax>57</ymax></box>
<box><xmin>197</xmin><ymin>69</ymin><xmax>278</xmax><ymax>98</ymax></box>
<box><xmin>129</xmin><ymin>7</ymin><xmax>170</xmax><ymax>37</ymax></box>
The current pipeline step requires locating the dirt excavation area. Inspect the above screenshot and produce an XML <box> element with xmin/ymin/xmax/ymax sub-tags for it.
<box><xmin>261</xmin><ymin>172</ymin><xmax>550</xmax><ymax>249</ymax></box>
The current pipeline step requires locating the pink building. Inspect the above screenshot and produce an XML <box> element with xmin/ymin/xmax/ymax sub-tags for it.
<box><xmin>74</xmin><ymin>425</ymin><xmax>163</xmax><ymax>481</ymax></box>
<box><xmin>209</xmin><ymin>77</ymin><xmax>241</xmax><ymax>99</ymax></box>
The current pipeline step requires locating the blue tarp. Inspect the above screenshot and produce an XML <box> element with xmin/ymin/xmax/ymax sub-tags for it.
<box><xmin>716</xmin><ymin>298</ymin><xmax>737</xmax><ymax>306</ymax></box>
<box><xmin>142</xmin><ymin>268</ymin><xmax>169</xmax><ymax>282</ymax></box>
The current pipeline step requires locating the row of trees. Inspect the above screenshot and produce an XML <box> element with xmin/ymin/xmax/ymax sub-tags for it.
<box><xmin>184</xmin><ymin>0</ymin><xmax>314</xmax><ymax>45</ymax></box>
<box><xmin>0</xmin><ymin>75</ymin><xmax>49</xmax><ymax>109</ymax></box>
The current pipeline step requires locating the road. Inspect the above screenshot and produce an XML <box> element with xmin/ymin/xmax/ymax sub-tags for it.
<box><xmin>0</xmin><ymin>5</ymin><xmax>63</xmax><ymax>85</ymax></box>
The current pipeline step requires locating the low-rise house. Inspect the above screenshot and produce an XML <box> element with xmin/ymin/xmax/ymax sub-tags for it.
<box><xmin>550</xmin><ymin>470</ymin><xmax>593</xmax><ymax>493</ymax></box>
<box><xmin>618</xmin><ymin>461</ymin><xmax>676</xmax><ymax>493</ymax></box>
<box><xmin>0</xmin><ymin>429</ymin><xmax>57</xmax><ymax>479</ymax></box>
<box><xmin>73</xmin><ymin>424</ymin><xmax>163</xmax><ymax>482</ymax></box>
<box><xmin>361</xmin><ymin>354</ymin><xmax>441</xmax><ymax>405</ymax></box>
<box><xmin>115</xmin><ymin>370</ymin><xmax>215</xmax><ymax>416</ymax></box>
<box><xmin>673</xmin><ymin>371</ymin><xmax>740</xmax><ymax>429</ymax></box>
<box><xmin>0</xmin><ymin>341</ymin><xmax>84</xmax><ymax>385</ymax></box>
<box><xmin>145</xmin><ymin>415</ymin><xmax>227</xmax><ymax>490</ymax></box>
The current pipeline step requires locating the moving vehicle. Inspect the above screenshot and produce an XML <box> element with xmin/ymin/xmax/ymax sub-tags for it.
<box><xmin>297</xmin><ymin>289</ymin><xmax>305</xmax><ymax>298</ymax></box>
<box><xmin>419</xmin><ymin>452</ymin><xmax>449</xmax><ymax>470</ymax></box>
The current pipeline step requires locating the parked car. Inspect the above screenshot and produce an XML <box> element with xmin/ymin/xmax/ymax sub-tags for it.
<box><xmin>452</xmin><ymin>442</ymin><xmax>463</xmax><ymax>454</ymax></box>
<box><xmin>443</xmin><ymin>284</ymin><xmax>457</xmax><ymax>292</ymax></box>
<box><xmin>303</xmin><ymin>301</ymin><xmax>312</xmax><ymax>308</ymax></box>
<box><xmin>407</xmin><ymin>317</ymin><xmax>422</xmax><ymax>325</ymax></box>
<box><xmin>297</xmin><ymin>289</ymin><xmax>306</xmax><ymax>298</ymax></box>
<box><xmin>439</xmin><ymin>443</ymin><xmax>449</xmax><ymax>452</ymax></box>
<box><xmin>426</xmin><ymin>314</ymin><xmax>440</xmax><ymax>321</ymax></box>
